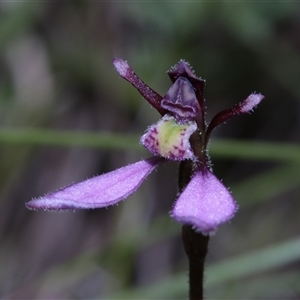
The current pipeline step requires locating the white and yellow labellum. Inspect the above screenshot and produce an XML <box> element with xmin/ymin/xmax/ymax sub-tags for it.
<box><xmin>140</xmin><ymin>114</ymin><xmax>197</xmax><ymax>161</ymax></box>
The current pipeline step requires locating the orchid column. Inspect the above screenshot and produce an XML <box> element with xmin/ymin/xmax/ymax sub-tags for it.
<box><xmin>27</xmin><ymin>58</ymin><xmax>263</xmax><ymax>299</ymax></box>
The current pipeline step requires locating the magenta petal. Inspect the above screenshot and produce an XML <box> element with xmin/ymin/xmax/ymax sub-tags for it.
<box><xmin>171</xmin><ymin>169</ymin><xmax>238</xmax><ymax>234</ymax></box>
<box><xmin>26</xmin><ymin>157</ymin><xmax>164</xmax><ymax>211</ymax></box>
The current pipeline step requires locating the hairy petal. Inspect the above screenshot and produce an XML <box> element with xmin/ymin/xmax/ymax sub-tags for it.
<box><xmin>239</xmin><ymin>93</ymin><xmax>264</xmax><ymax>113</ymax></box>
<box><xmin>171</xmin><ymin>169</ymin><xmax>238</xmax><ymax>234</ymax></box>
<box><xmin>141</xmin><ymin>114</ymin><xmax>197</xmax><ymax>161</ymax></box>
<box><xmin>113</xmin><ymin>58</ymin><xmax>166</xmax><ymax>115</ymax></box>
<box><xmin>206</xmin><ymin>93</ymin><xmax>264</xmax><ymax>143</ymax></box>
<box><xmin>26</xmin><ymin>157</ymin><xmax>164</xmax><ymax>211</ymax></box>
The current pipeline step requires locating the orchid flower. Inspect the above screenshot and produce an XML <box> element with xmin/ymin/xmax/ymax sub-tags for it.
<box><xmin>26</xmin><ymin>59</ymin><xmax>264</xmax><ymax>234</ymax></box>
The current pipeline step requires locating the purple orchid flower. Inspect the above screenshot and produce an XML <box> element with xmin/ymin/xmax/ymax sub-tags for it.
<box><xmin>26</xmin><ymin>59</ymin><xmax>264</xmax><ymax>234</ymax></box>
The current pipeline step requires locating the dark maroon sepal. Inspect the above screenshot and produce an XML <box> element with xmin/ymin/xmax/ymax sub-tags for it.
<box><xmin>161</xmin><ymin>77</ymin><xmax>200</xmax><ymax>119</ymax></box>
<box><xmin>113</xmin><ymin>58</ymin><xmax>166</xmax><ymax>115</ymax></box>
<box><xmin>168</xmin><ymin>60</ymin><xmax>206</xmax><ymax>124</ymax></box>
<box><xmin>205</xmin><ymin>93</ymin><xmax>264</xmax><ymax>144</ymax></box>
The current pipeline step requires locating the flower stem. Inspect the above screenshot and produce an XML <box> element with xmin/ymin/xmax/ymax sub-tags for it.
<box><xmin>182</xmin><ymin>225</ymin><xmax>209</xmax><ymax>300</ymax></box>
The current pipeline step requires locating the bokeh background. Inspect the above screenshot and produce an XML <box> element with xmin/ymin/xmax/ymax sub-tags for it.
<box><xmin>0</xmin><ymin>2</ymin><xmax>300</xmax><ymax>299</ymax></box>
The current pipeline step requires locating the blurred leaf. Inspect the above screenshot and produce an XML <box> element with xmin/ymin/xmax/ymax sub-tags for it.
<box><xmin>210</xmin><ymin>271</ymin><xmax>300</xmax><ymax>299</ymax></box>
<box><xmin>211</xmin><ymin>139</ymin><xmax>300</xmax><ymax>163</ymax></box>
<box><xmin>0</xmin><ymin>128</ymin><xmax>299</xmax><ymax>163</ymax></box>
<box><xmin>209</xmin><ymin>271</ymin><xmax>300</xmax><ymax>299</ymax></box>
<box><xmin>233</xmin><ymin>164</ymin><xmax>300</xmax><ymax>205</ymax></box>
<box><xmin>207</xmin><ymin>236</ymin><xmax>300</xmax><ymax>286</ymax></box>
<box><xmin>110</xmin><ymin>236</ymin><xmax>300</xmax><ymax>299</ymax></box>
<box><xmin>0</xmin><ymin>3</ymin><xmax>41</xmax><ymax>51</ymax></box>
<box><xmin>0</xmin><ymin>128</ymin><xmax>140</xmax><ymax>150</ymax></box>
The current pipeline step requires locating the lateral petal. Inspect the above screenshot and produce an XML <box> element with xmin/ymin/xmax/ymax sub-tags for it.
<box><xmin>26</xmin><ymin>157</ymin><xmax>164</xmax><ymax>211</ymax></box>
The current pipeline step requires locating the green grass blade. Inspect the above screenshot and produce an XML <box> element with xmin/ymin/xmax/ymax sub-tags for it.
<box><xmin>0</xmin><ymin>128</ymin><xmax>299</xmax><ymax>163</ymax></box>
<box><xmin>110</xmin><ymin>236</ymin><xmax>300</xmax><ymax>299</ymax></box>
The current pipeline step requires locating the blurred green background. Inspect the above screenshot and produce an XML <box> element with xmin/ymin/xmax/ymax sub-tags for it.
<box><xmin>0</xmin><ymin>2</ymin><xmax>300</xmax><ymax>299</ymax></box>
